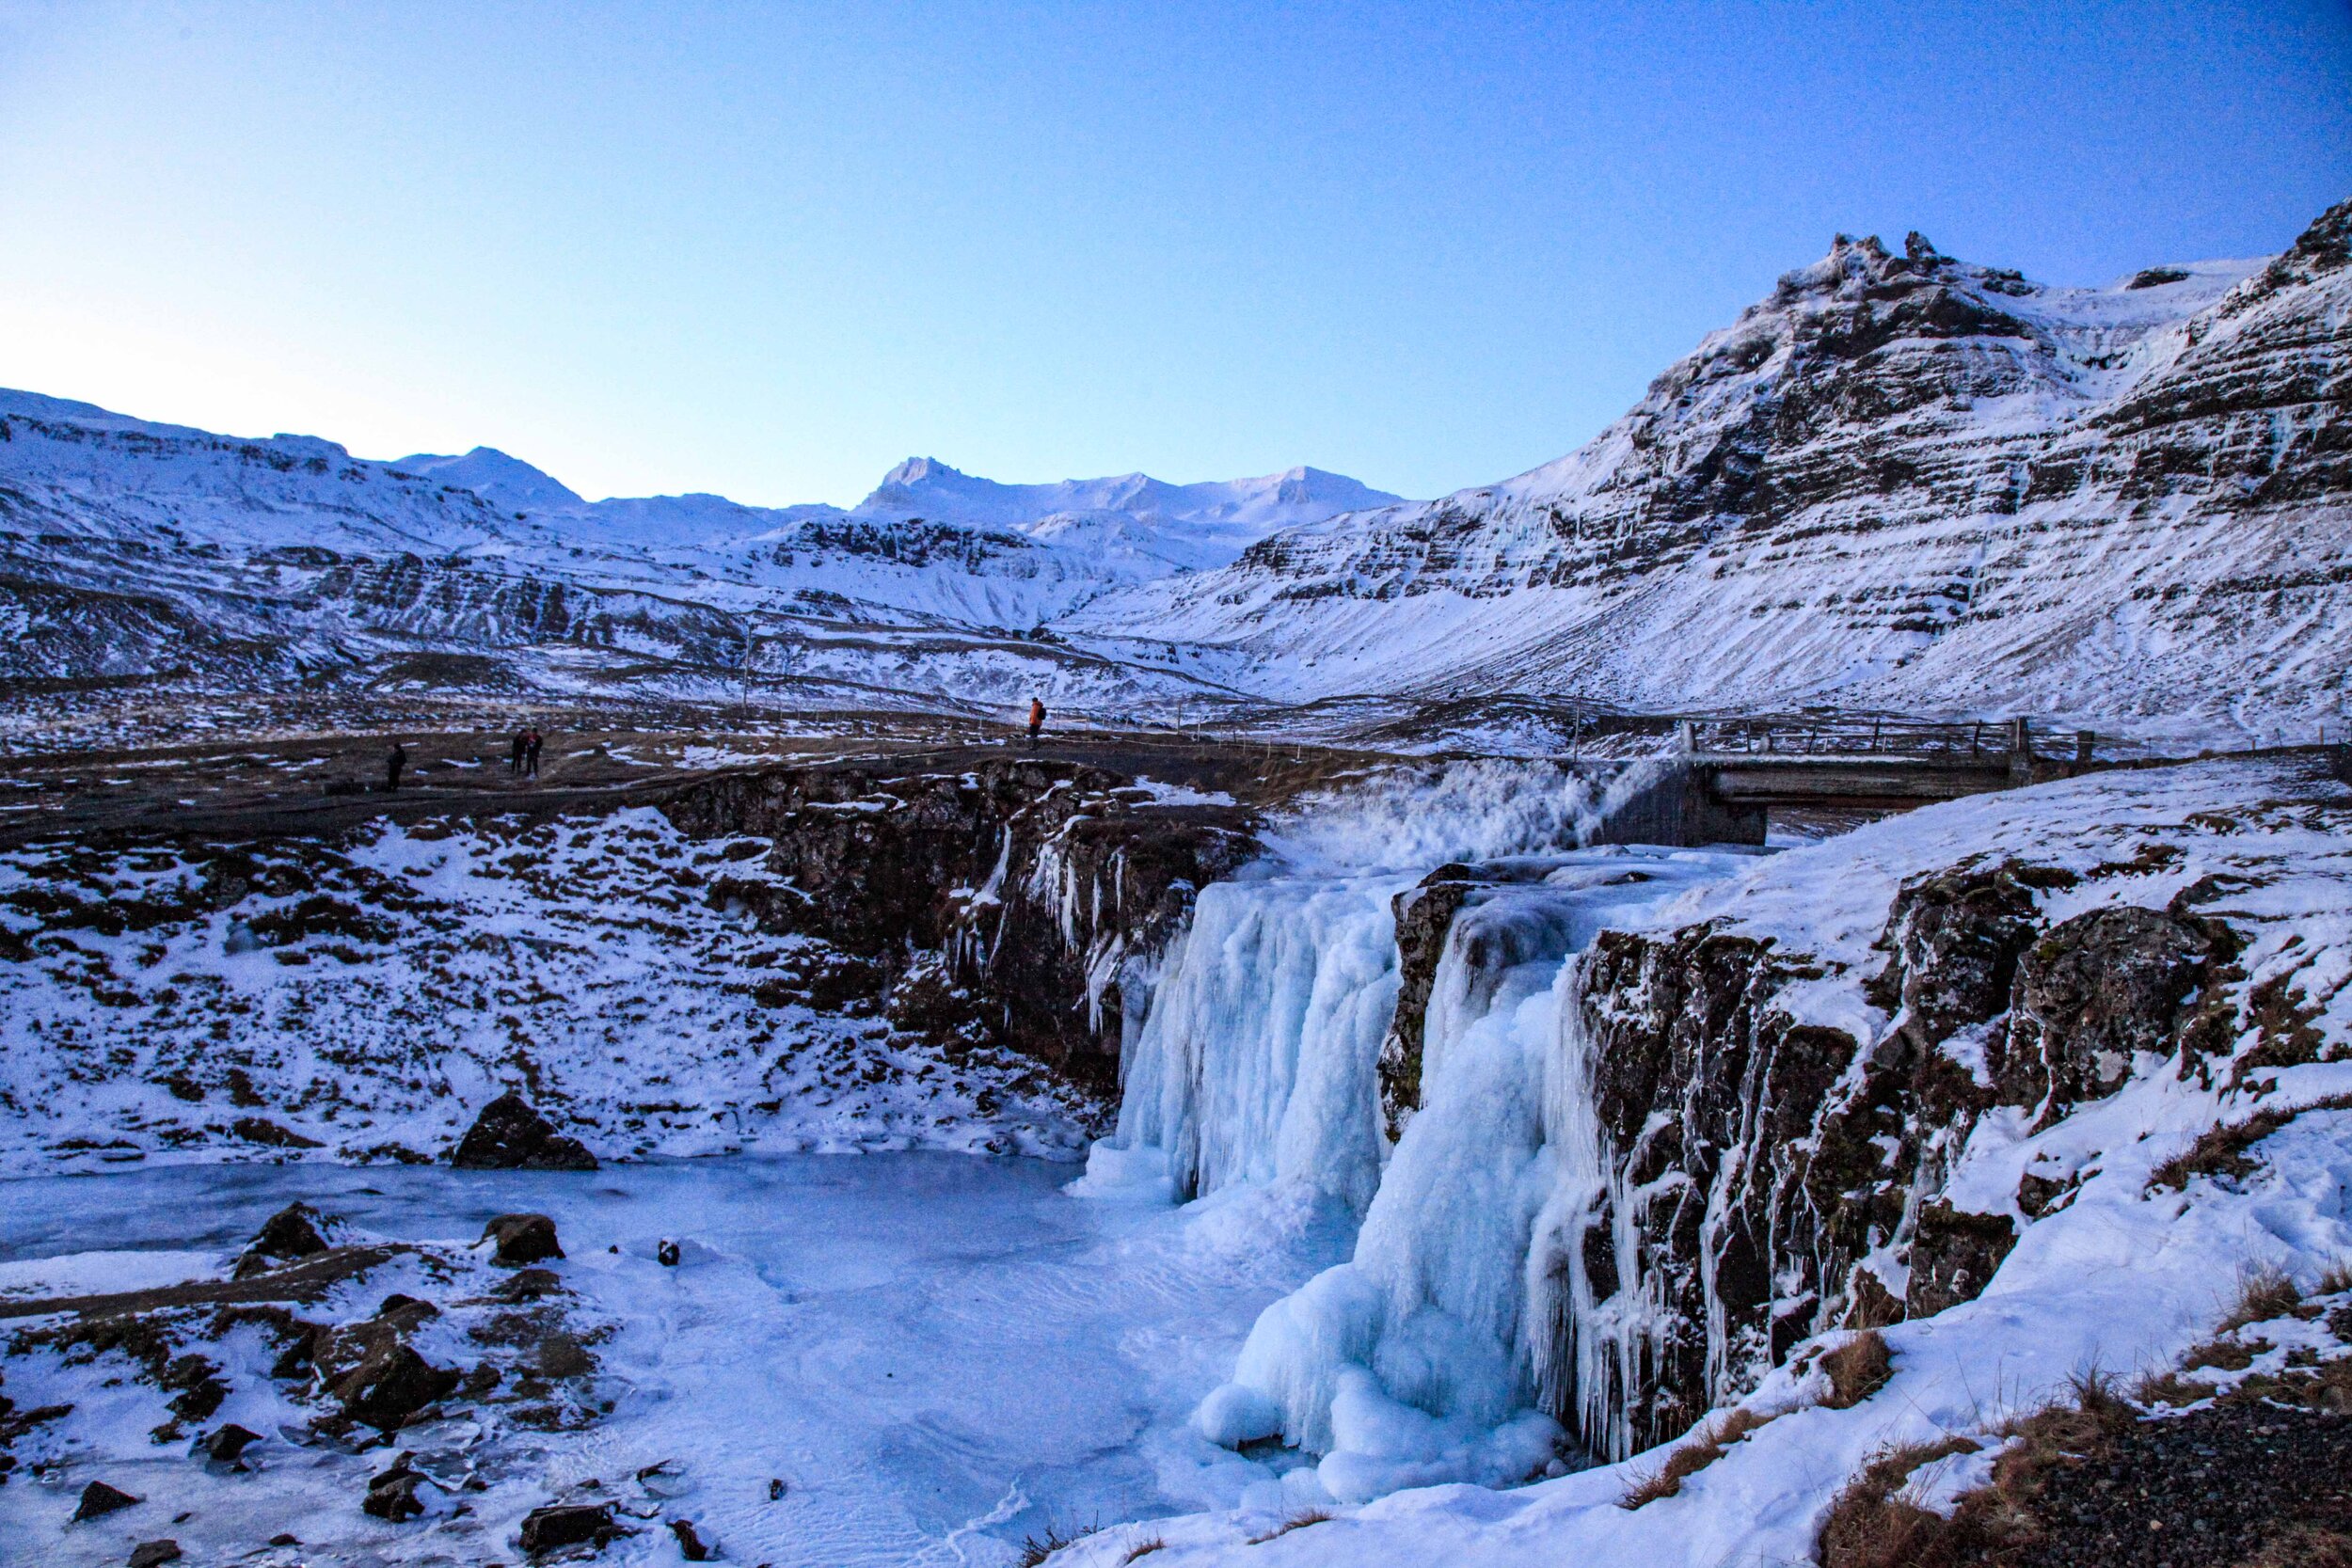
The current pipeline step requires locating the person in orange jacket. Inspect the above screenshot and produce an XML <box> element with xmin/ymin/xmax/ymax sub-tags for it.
<box><xmin>1026</xmin><ymin>699</ymin><xmax>1045</xmax><ymax>748</ymax></box>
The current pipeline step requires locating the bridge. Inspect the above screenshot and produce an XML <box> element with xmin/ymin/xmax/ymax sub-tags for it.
<box><xmin>1588</xmin><ymin>718</ymin><xmax>2098</xmax><ymax>847</ymax></box>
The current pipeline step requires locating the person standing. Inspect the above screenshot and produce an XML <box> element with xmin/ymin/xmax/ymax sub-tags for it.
<box><xmin>524</xmin><ymin>729</ymin><xmax>543</xmax><ymax>778</ymax></box>
<box><xmin>385</xmin><ymin>741</ymin><xmax>408</xmax><ymax>793</ymax></box>
<box><xmin>1025</xmin><ymin>699</ymin><xmax>1045</xmax><ymax>748</ymax></box>
<box><xmin>509</xmin><ymin>731</ymin><xmax>527</xmax><ymax>773</ymax></box>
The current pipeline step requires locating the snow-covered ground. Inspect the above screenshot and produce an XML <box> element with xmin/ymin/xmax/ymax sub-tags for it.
<box><xmin>4</xmin><ymin>752</ymin><xmax>2349</xmax><ymax>1566</ymax></box>
<box><xmin>0</xmin><ymin>806</ymin><xmax>1095</xmax><ymax>1174</ymax></box>
<box><xmin>0</xmin><ymin>1154</ymin><xmax>1356</xmax><ymax>1567</ymax></box>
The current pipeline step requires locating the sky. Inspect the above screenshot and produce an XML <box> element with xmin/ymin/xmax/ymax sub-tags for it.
<box><xmin>0</xmin><ymin>2</ymin><xmax>2346</xmax><ymax>509</ymax></box>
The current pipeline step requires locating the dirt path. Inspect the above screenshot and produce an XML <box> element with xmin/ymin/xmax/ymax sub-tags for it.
<box><xmin>0</xmin><ymin>726</ymin><xmax>1406</xmax><ymax>850</ymax></box>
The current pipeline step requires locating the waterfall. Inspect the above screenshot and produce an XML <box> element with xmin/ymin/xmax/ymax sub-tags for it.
<box><xmin>1128</xmin><ymin>822</ymin><xmax>1749</xmax><ymax>1502</ymax></box>
<box><xmin>1109</xmin><ymin>869</ymin><xmax>1408</xmax><ymax>1213</ymax></box>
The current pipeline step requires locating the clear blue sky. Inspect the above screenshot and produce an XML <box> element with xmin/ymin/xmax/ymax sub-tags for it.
<box><xmin>2</xmin><ymin>1</ymin><xmax>2346</xmax><ymax>507</ymax></box>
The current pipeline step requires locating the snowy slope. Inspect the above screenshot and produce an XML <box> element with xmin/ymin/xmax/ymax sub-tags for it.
<box><xmin>1076</xmin><ymin>200</ymin><xmax>2352</xmax><ymax>747</ymax></box>
<box><xmin>3</xmin><ymin>197</ymin><xmax>2347</xmax><ymax>745</ymax></box>
<box><xmin>0</xmin><ymin>390</ymin><xmax>1389</xmax><ymax>721</ymax></box>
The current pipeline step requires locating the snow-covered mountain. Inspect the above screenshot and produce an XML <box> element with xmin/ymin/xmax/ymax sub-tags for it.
<box><xmin>0</xmin><ymin>394</ymin><xmax>1394</xmax><ymax>726</ymax></box>
<box><xmin>2</xmin><ymin>196</ymin><xmax>2346</xmax><ymax>747</ymax></box>
<box><xmin>1077</xmin><ymin>200</ymin><xmax>2352</xmax><ymax>748</ymax></box>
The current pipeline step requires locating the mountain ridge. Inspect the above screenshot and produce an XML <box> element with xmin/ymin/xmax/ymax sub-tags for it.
<box><xmin>2</xmin><ymin>197</ymin><xmax>2345</xmax><ymax>751</ymax></box>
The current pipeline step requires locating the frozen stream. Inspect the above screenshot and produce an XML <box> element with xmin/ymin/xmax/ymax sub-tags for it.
<box><xmin>0</xmin><ymin>1154</ymin><xmax>1354</xmax><ymax>1566</ymax></box>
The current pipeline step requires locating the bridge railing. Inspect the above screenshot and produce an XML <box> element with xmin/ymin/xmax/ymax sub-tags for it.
<box><xmin>1571</xmin><ymin>714</ymin><xmax>2090</xmax><ymax>763</ymax></box>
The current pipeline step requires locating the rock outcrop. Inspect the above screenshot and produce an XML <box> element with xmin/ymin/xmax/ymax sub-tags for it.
<box><xmin>1079</xmin><ymin>198</ymin><xmax>2352</xmax><ymax>743</ymax></box>
<box><xmin>1507</xmin><ymin>856</ymin><xmax>2241</xmax><ymax>1456</ymax></box>
<box><xmin>662</xmin><ymin>755</ymin><xmax>1256</xmax><ymax>1089</ymax></box>
<box><xmin>451</xmin><ymin>1093</ymin><xmax>599</xmax><ymax>1171</ymax></box>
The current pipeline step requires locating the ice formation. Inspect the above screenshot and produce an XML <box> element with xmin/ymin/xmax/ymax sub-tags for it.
<box><xmin>1085</xmin><ymin>760</ymin><xmax>1754</xmax><ymax>1500</ymax></box>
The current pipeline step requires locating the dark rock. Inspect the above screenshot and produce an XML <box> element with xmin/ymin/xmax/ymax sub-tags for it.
<box><xmin>534</xmin><ymin>1332</ymin><xmax>594</xmax><ymax>1379</ymax></box>
<box><xmin>127</xmin><ymin>1543</ymin><xmax>182</xmax><ymax>1568</ymax></box>
<box><xmin>267</xmin><ymin>1535</ymin><xmax>300</xmax><ymax>1547</ymax></box>
<box><xmin>250</xmin><ymin>1201</ymin><xmax>330</xmax><ymax>1259</ymax></box>
<box><xmin>1995</xmin><ymin>905</ymin><xmax>2220</xmax><ymax>1123</ymax></box>
<box><xmin>232</xmin><ymin>1201</ymin><xmax>331</xmax><ymax>1278</ymax></box>
<box><xmin>482</xmin><ymin>1212</ymin><xmax>565</xmax><ymax>1267</ymax></box>
<box><xmin>1907</xmin><ymin>1200</ymin><xmax>2019</xmax><ymax>1318</ymax></box>
<box><xmin>451</xmin><ymin>1093</ymin><xmax>599</xmax><ymax>1171</ymax></box>
<box><xmin>231</xmin><ymin>1116</ymin><xmax>322</xmax><ymax>1148</ymax></box>
<box><xmin>1376</xmin><ymin>871</ymin><xmax>1479</xmax><ymax>1140</ymax></box>
<box><xmin>518</xmin><ymin>1500</ymin><xmax>622</xmax><ymax>1556</ymax></box>
<box><xmin>363</xmin><ymin>1454</ymin><xmax>428</xmax><ymax>1521</ymax></box>
<box><xmin>656</xmin><ymin>1239</ymin><xmax>680</xmax><ymax>1267</ymax></box>
<box><xmin>1868</xmin><ymin>861</ymin><xmax>2045</xmax><ymax>1040</ymax></box>
<box><xmin>327</xmin><ymin>1340</ymin><xmax>460</xmax><ymax>1431</ymax></box>
<box><xmin>669</xmin><ymin>1517</ymin><xmax>712</xmax><ymax>1560</ymax></box>
<box><xmin>199</xmin><ymin>1422</ymin><xmax>263</xmax><ymax>1462</ymax></box>
<box><xmin>73</xmin><ymin>1480</ymin><xmax>141</xmax><ymax>1521</ymax></box>
<box><xmin>372</xmin><ymin>1292</ymin><xmax>439</xmax><ymax>1330</ymax></box>
<box><xmin>663</xmin><ymin>757</ymin><xmax>1257</xmax><ymax>1090</ymax></box>
<box><xmin>494</xmin><ymin>1267</ymin><xmax>564</xmax><ymax>1302</ymax></box>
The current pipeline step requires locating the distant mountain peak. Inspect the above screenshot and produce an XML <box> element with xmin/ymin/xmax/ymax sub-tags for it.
<box><xmin>394</xmin><ymin>447</ymin><xmax>584</xmax><ymax>513</ymax></box>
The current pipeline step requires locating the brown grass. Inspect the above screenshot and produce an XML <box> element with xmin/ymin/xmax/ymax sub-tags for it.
<box><xmin>1815</xmin><ymin>1436</ymin><xmax>1982</xmax><ymax>1568</ymax></box>
<box><xmin>2149</xmin><ymin>1094</ymin><xmax>2352</xmax><ymax>1191</ymax></box>
<box><xmin>1617</xmin><ymin>1404</ymin><xmax>1778</xmax><ymax>1507</ymax></box>
<box><xmin>2318</xmin><ymin>1258</ymin><xmax>2352</xmax><ymax>1297</ymax></box>
<box><xmin>1244</xmin><ymin>1509</ymin><xmax>1334</xmax><ymax>1544</ymax></box>
<box><xmin>2182</xmin><ymin>1334</ymin><xmax>2268</xmax><ymax>1373</ymax></box>
<box><xmin>2219</xmin><ymin>1265</ymin><xmax>2306</xmax><ymax>1331</ymax></box>
<box><xmin>1016</xmin><ymin>1519</ymin><xmax>1102</xmax><ymax>1566</ymax></box>
<box><xmin>2129</xmin><ymin>1369</ymin><xmax>2217</xmax><ymax>1407</ymax></box>
<box><xmin>2239</xmin><ymin>1523</ymin><xmax>2352</xmax><ymax>1568</ymax></box>
<box><xmin>1119</xmin><ymin>1539</ymin><xmax>1166</xmax><ymax>1563</ymax></box>
<box><xmin>1821</xmin><ymin>1330</ymin><xmax>1895</xmax><ymax>1409</ymax></box>
<box><xmin>1818</xmin><ymin>1373</ymin><xmax>2137</xmax><ymax>1568</ymax></box>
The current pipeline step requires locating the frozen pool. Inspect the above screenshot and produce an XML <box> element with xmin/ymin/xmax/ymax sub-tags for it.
<box><xmin>0</xmin><ymin>1153</ymin><xmax>1354</xmax><ymax>1566</ymax></box>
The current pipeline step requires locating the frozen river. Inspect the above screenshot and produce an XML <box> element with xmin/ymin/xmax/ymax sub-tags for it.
<box><xmin>0</xmin><ymin>1153</ymin><xmax>1354</xmax><ymax>1566</ymax></box>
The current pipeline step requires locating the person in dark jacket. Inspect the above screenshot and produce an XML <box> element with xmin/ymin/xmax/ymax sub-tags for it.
<box><xmin>524</xmin><ymin>730</ymin><xmax>543</xmax><ymax>778</ymax></box>
<box><xmin>385</xmin><ymin>742</ymin><xmax>408</xmax><ymax>792</ymax></box>
<box><xmin>1025</xmin><ymin>699</ymin><xmax>1045</xmax><ymax>748</ymax></box>
<box><xmin>509</xmin><ymin>731</ymin><xmax>527</xmax><ymax>773</ymax></box>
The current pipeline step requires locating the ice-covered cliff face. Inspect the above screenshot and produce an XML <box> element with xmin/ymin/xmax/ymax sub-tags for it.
<box><xmin>1061</xmin><ymin>753</ymin><xmax>2352</xmax><ymax>1555</ymax></box>
<box><xmin>1076</xmin><ymin>200</ymin><xmax>2352</xmax><ymax>747</ymax></box>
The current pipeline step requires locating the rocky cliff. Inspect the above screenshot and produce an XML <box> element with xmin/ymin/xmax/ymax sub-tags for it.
<box><xmin>1083</xmin><ymin>198</ymin><xmax>2352</xmax><ymax>747</ymax></box>
<box><xmin>0</xmin><ymin>752</ymin><xmax>1257</xmax><ymax>1171</ymax></box>
<box><xmin>660</xmin><ymin>755</ymin><xmax>1257</xmax><ymax>1089</ymax></box>
<box><xmin>1362</xmin><ymin>756</ymin><xmax>2352</xmax><ymax>1459</ymax></box>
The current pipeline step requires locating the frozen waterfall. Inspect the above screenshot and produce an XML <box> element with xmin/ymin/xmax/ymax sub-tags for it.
<box><xmin>1082</xmin><ymin>759</ymin><xmax>1755</xmax><ymax>1505</ymax></box>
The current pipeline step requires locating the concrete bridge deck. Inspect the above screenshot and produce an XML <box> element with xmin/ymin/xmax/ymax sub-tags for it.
<box><xmin>1587</xmin><ymin>720</ymin><xmax>2089</xmax><ymax>846</ymax></box>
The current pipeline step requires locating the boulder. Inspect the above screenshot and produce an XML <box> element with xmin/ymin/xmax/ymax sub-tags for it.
<box><xmin>1994</xmin><ymin>906</ymin><xmax>2219</xmax><ymax>1122</ymax></box>
<box><xmin>363</xmin><ymin>1454</ymin><xmax>428</xmax><ymax>1521</ymax></box>
<box><xmin>669</xmin><ymin>1517</ymin><xmax>712</xmax><ymax>1560</ymax></box>
<box><xmin>494</xmin><ymin>1266</ymin><xmax>564</xmax><ymax>1302</ymax></box>
<box><xmin>451</xmin><ymin>1092</ymin><xmax>598</xmax><ymax>1171</ymax></box>
<box><xmin>127</xmin><ymin>1544</ymin><xmax>182</xmax><ymax>1568</ymax></box>
<box><xmin>482</xmin><ymin>1213</ymin><xmax>564</xmax><ymax>1267</ymax></box>
<box><xmin>1868</xmin><ymin>862</ymin><xmax>2044</xmax><ymax>1040</ymax></box>
<box><xmin>72</xmin><ymin>1480</ymin><xmax>141</xmax><ymax>1521</ymax></box>
<box><xmin>199</xmin><ymin>1422</ymin><xmax>263</xmax><ymax>1463</ymax></box>
<box><xmin>518</xmin><ymin>1501</ymin><xmax>622</xmax><ymax>1556</ymax></box>
<box><xmin>327</xmin><ymin>1340</ymin><xmax>460</xmax><ymax>1431</ymax></box>
<box><xmin>232</xmin><ymin>1201</ymin><xmax>330</xmax><ymax>1278</ymax></box>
